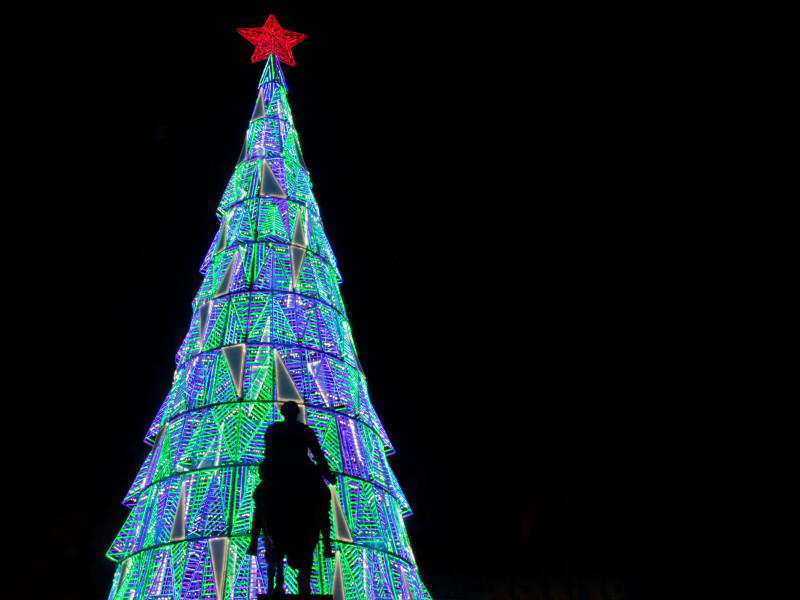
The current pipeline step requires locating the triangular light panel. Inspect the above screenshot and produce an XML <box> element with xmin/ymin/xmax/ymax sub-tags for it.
<box><xmin>402</xmin><ymin>568</ymin><xmax>414</xmax><ymax>600</ymax></box>
<box><xmin>169</xmin><ymin>481</ymin><xmax>186</xmax><ymax>542</ymax></box>
<box><xmin>198</xmin><ymin>301</ymin><xmax>213</xmax><ymax>342</ymax></box>
<box><xmin>290</xmin><ymin>246</ymin><xmax>306</xmax><ymax>289</ymax></box>
<box><xmin>208</xmin><ymin>536</ymin><xmax>229</xmax><ymax>600</ymax></box>
<box><xmin>331</xmin><ymin>485</ymin><xmax>353</xmax><ymax>542</ymax></box>
<box><xmin>332</xmin><ymin>551</ymin><xmax>345</xmax><ymax>600</ymax></box>
<box><xmin>215</xmin><ymin>213</ymin><xmax>230</xmax><ymax>255</ymax></box>
<box><xmin>258</xmin><ymin>159</ymin><xmax>286</xmax><ymax>199</ymax></box>
<box><xmin>273</xmin><ymin>348</ymin><xmax>303</xmax><ymax>403</ymax></box>
<box><xmin>290</xmin><ymin>208</ymin><xmax>307</xmax><ymax>288</ymax></box>
<box><xmin>355</xmin><ymin>353</ymin><xmax>366</xmax><ymax>377</ymax></box>
<box><xmin>236</xmin><ymin>130</ymin><xmax>249</xmax><ymax>166</ymax></box>
<box><xmin>215</xmin><ymin>257</ymin><xmax>236</xmax><ymax>298</ymax></box>
<box><xmin>116</xmin><ymin>558</ymin><xmax>130</xmax><ymax>596</ymax></box>
<box><xmin>222</xmin><ymin>343</ymin><xmax>246</xmax><ymax>398</ymax></box>
<box><xmin>294</xmin><ymin>136</ymin><xmax>308</xmax><ymax>172</ymax></box>
<box><xmin>291</xmin><ymin>207</ymin><xmax>307</xmax><ymax>248</ymax></box>
<box><xmin>250</xmin><ymin>90</ymin><xmax>265</xmax><ymax>122</ymax></box>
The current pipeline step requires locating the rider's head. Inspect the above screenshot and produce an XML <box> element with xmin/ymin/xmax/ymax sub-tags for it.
<box><xmin>280</xmin><ymin>401</ymin><xmax>300</xmax><ymax>421</ymax></box>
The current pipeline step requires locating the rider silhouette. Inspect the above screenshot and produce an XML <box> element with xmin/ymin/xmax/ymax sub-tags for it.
<box><xmin>248</xmin><ymin>401</ymin><xmax>336</xmax><ymax>595</ymax></box>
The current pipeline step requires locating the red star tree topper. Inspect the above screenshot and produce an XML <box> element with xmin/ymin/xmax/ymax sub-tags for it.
<box><xmin>237</xmin><ymin>14</ymin><xmax>307</xmax><ymax>65</ymax></box>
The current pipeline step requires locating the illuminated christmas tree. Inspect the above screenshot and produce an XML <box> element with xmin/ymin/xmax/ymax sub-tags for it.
<box><xmin>107</xmin><ymin>15</ymin><xmax>431</xmax><ymax>600</ymax></box>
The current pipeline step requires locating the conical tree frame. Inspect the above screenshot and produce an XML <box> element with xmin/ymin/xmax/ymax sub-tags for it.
<box><xmin>106</xmin><ymin>54</ymin><xmax>431</xmax><ymax>599</ymax></box>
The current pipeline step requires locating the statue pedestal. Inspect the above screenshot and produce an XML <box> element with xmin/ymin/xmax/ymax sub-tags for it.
<box><xmin>258</xmin><ymin>594</ymin><xmax>333</xmax><ymax>600</ymax></box>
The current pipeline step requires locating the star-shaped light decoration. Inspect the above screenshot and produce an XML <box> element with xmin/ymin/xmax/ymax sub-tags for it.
<box><xmin>237</xmin><ymin>14</ymin><xmax>307</xmax><ymax>65</ymax></box>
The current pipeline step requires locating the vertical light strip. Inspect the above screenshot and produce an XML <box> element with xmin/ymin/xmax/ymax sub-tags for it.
<box><xmin>208</xmin><ymin>537</ymin><xmax>229</xmax><ymax>600</ymax></box>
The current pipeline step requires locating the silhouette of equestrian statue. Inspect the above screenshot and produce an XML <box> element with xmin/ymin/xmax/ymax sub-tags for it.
<box><xmin>248</xmin><ymin>401</ymin><xmax>336</xmax><ymax>596</ymax></box>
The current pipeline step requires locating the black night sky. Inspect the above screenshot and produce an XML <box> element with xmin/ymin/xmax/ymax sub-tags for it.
<box><xmin>9</xmin><ymin>3</ymin><xmax>787</xmax><ymax>599</ymax></box>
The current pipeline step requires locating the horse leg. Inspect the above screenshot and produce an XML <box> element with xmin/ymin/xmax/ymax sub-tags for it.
<box><xmin>274</xmin><ymin>548</ymin><xmax>285</xmax><ymax>595</ymax></box>
<box><xmin>266</xmin><ymin>562</ymin><xmax>275</xmax><ymax>595</ymax></box>
<box><xmin>265</xmin><ymin>541</ymin><xmax>276</xmax><ymax>594</ymax></box>
<box><xmin>296</xmin><ymin>526</ymin><xmax>319</xmax><ymax>596</ymax></box>
<box><xmin>297</xmin><ymin>565</ymin><xmax>311</xmax><ymax>595</ymax></box>
<box><xmin>247</xmin><ymin>506</ymin><xmax>263</xmax><ymax>555</ymax></box>
<box><xmin>319</xmin><ymin>493</ymin><xmax>335</xmax><ymax>558</ymax></box>
<box><xmin>264</xmin><ymin>526</ymin><xmax>275</xmax><ymax>594</ymax></box>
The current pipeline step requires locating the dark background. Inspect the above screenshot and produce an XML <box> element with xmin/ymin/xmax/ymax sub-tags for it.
<box><xmin>8</xmin><ymin>3</ymin><xmax>787</xmax><ymax>599</ymax></box>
